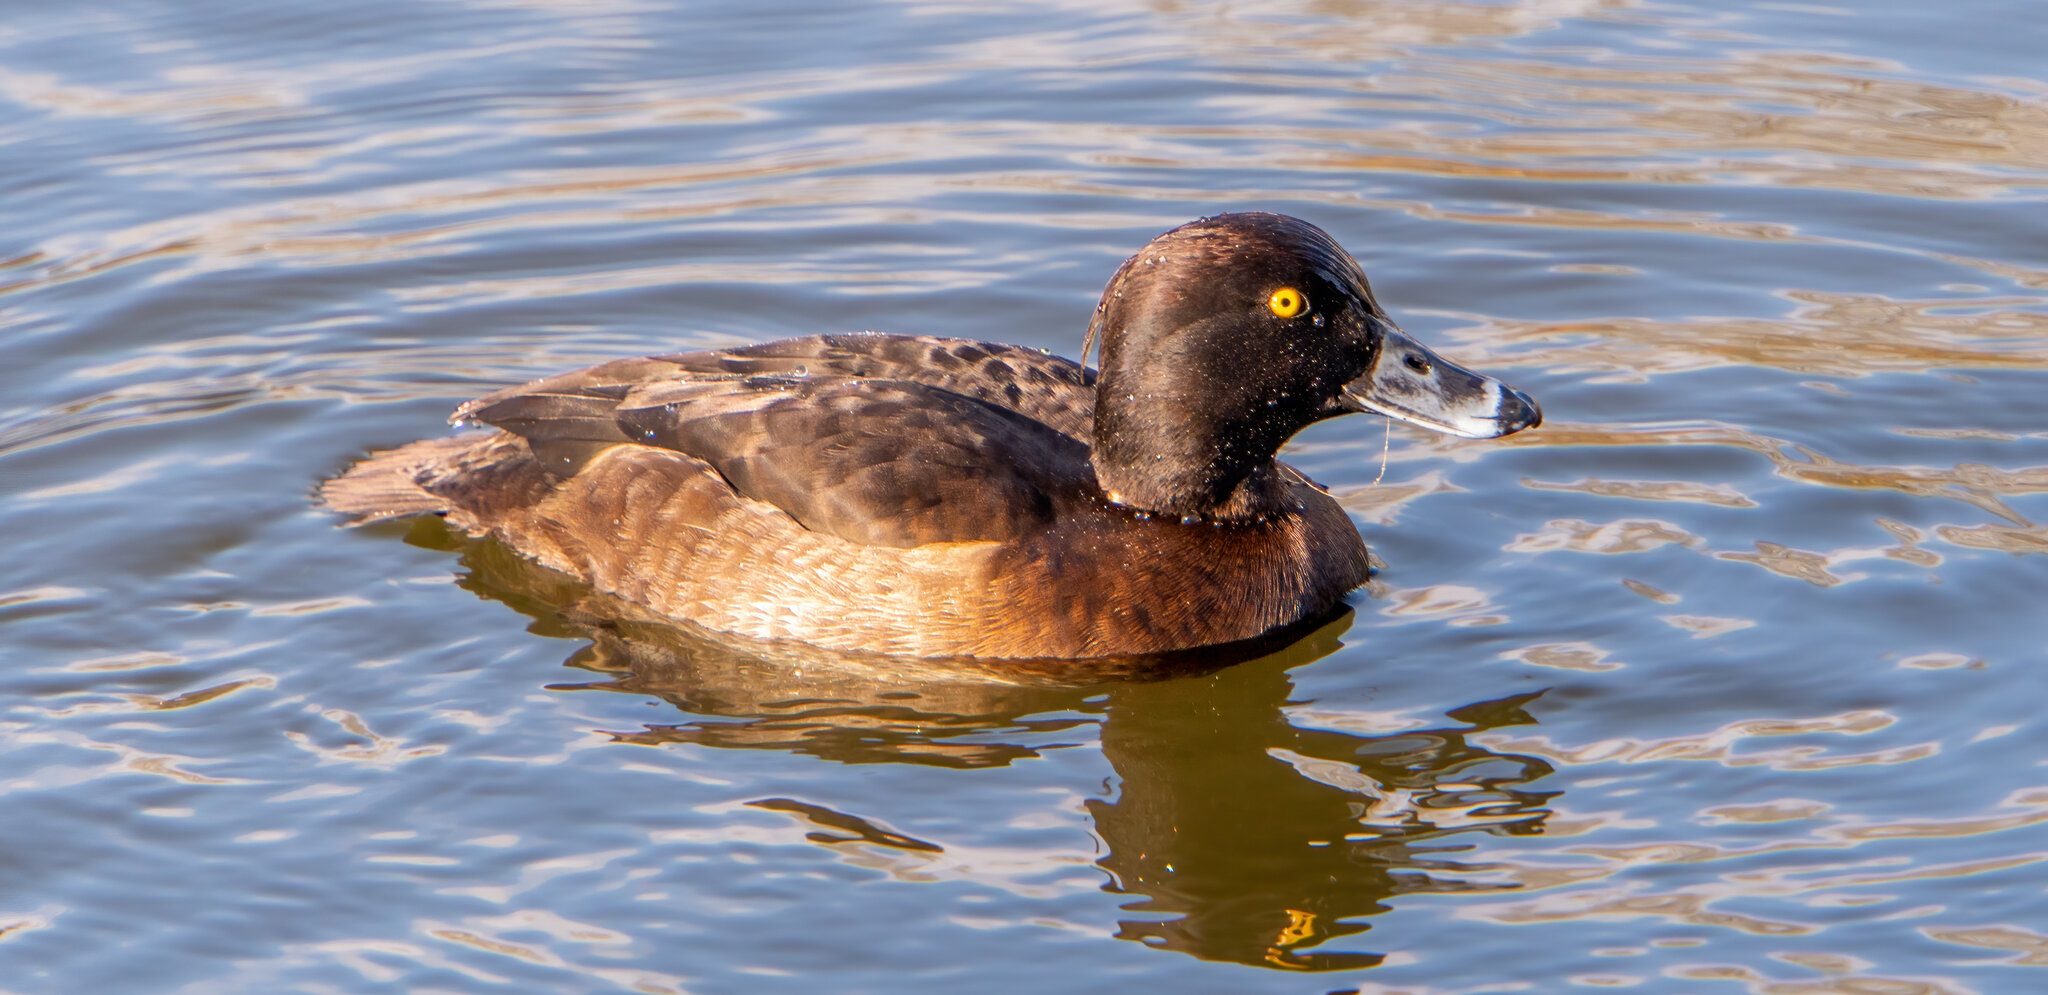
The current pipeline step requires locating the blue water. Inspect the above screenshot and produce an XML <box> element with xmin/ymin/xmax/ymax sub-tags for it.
<box><xmin>4</xmin><ymin>1</ymin><xmax>2047</xmax><ymax>991</ymax></box>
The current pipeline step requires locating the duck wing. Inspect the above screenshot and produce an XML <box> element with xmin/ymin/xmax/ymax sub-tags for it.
<box><xmin>454</xmin><ymin>335</ymin><xmax>1096</xmax><ymax>549</ymax></box>
<box><xmin>661</xmin><ymin>333</ymin><xmax>1098</xmax><ymax>438</ymax></box>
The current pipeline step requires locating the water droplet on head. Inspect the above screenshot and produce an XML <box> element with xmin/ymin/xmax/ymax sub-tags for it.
<box><xmin>1312</xmin><ymin>314</ymin><xmax>1325</xmax><ymax>328</ymax></box>
<box><xmin>1180</xmin><ymin>514</ymin><xmax>1201</xmax><ymax>526</ymax></box>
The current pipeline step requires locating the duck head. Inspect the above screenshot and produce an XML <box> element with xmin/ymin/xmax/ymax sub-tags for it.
<box><xmin>1086</xmin><ymin>212</ymin><xmax>1540</xmax><ymax>520</ymax></box>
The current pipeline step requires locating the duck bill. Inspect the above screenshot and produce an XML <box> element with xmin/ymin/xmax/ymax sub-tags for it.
<box><xmin>1343</xmin><ymin>325</ymin><xmax>1541</xmax><ymax>439</ymax></box>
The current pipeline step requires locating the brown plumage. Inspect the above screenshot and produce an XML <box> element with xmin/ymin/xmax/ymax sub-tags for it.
<box><xmin>324</xmin><ymin>213</ymin><xmax>1540</xmax><ymax>660</ymax></box>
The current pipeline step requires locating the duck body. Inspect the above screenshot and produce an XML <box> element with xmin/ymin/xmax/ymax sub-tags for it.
<box><xmin>326</xmin><ymin>214</ymin><xmax>1539</xmax><ymax>660</ymax></box>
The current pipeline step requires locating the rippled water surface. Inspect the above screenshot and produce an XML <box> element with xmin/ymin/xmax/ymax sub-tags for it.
<box><xmin>6</xmin><ymin>1</ymin><xmax>2047</xmax><ymax>991</ymax></box>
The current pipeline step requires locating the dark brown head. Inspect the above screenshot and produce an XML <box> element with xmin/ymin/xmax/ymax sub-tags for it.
<box><xmin>1085</xmin><ymin>212</ymin><xmax>1539</xmax><ymax>519</ymax></box>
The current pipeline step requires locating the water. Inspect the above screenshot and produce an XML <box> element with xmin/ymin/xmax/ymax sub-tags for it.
<box><xmin>4</xmin><ymin>1</ymin><xmax>2046</xmax><ymax>991</ymax></box>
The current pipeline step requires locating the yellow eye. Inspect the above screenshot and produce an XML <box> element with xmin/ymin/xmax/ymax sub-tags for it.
<box><xmin>1267</xmin><ymin>286</ymin><xmax>1306</xmax><ymax>318</ymax></box>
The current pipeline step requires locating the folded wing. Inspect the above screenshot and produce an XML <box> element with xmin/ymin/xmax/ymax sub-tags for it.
<box><xmin>456</xmin><ymin>334</ymin><xmax>1097</xmax><ymax>548</ymax></box>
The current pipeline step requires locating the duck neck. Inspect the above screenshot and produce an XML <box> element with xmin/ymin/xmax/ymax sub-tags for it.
<box><xmin>1089</xmin><ymin>367</ymin><xmax>1295</xmax><ymax>521</ymax></box>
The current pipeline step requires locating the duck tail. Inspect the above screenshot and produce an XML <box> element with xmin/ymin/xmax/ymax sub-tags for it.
<box><xmin>319</xmin><ymin>435</ymin><xmax>475</xmax><ymax>525</ymax></box>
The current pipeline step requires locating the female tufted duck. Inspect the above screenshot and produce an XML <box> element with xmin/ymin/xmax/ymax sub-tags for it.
<box><xmin>324</xmin><ymin>213</ymin><xmax>1539</xmax><ymax>659</ymax></box>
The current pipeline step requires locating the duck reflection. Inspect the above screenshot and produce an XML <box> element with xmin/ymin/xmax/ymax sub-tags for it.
<box><xmin>414</xmin><ymin>520</ymin><xmax>1557</xmax><ymax>972</ymax></box>
<box><xmin>1092</xmin><ymin>659</ymin><xmax>1554</xmax><ymax>970</ymax></box>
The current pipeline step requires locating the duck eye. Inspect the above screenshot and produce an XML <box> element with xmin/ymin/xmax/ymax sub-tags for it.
<box><xmin>1267</xmin><ymin>287</ymin><xmax>1306</xmax><ymax>318</ymax></box>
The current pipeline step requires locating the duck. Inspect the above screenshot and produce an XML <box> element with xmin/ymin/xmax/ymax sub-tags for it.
<box><xmin>323</xmin><ymin>212</ymin><xmax>1540</xmax><ymax>660</ymax></box>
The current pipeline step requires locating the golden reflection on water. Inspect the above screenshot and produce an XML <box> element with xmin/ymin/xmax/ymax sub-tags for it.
<box><xmin>1465</xmin><ymin>292</ymin><xmax>2048</xmax><ymax>380</ymax></box>
<box><xmin>10</xmin><ymin>0</ymin><xmax>2047</xmax><ymax>322</ymax></box>
<box><xmin>1488</xmin><ymin>419</ymin><xmax>2048</xmax><ymax>560</ymax></box>
<box><xmin>421</xmin><ymin>522</ymin><xmax>1558</xmax><ymax>971</ymax></box>
<box><xmin>1099</xmin><ymin>0</ymin><xmax>2048</xmax><ymax>201</ymax></box>
<box><xmin>1480</xmin><ymin>709</ymin><xmax>1936</xmax><ymax>770</ymax></box>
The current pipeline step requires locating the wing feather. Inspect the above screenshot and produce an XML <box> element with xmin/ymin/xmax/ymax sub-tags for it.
<box><xmin>461</xmin><ymin>335</ymin><xmax>1095</xmax><ymax>548</ymax></box>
